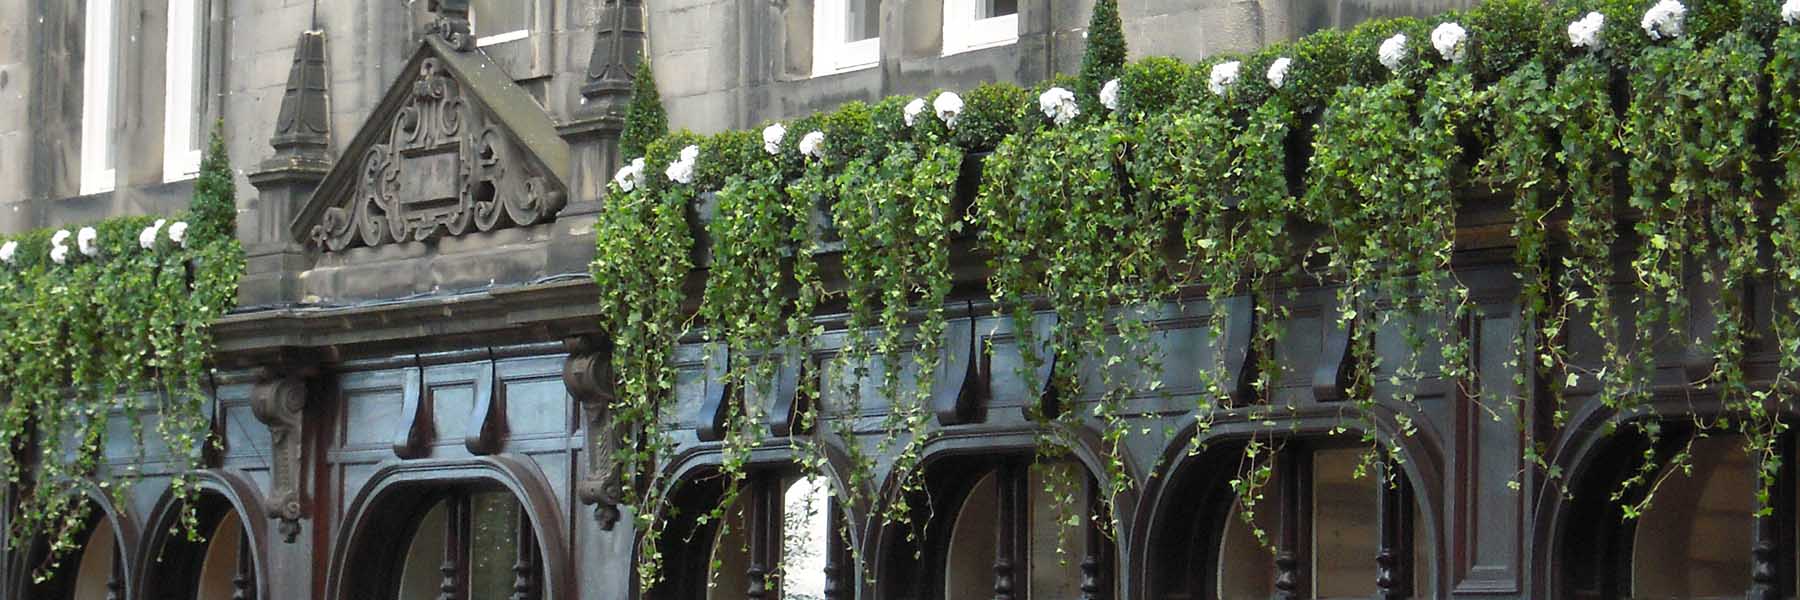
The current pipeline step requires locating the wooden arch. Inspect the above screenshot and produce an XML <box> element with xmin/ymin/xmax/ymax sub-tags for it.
<box><xmin>134</xmin><ymin>469</ymin><xmax>270</xmax><ymax>600</ymax></box>
<box><xmin>325</xmin><ymin>455</ymin><xmax>572</xmax><ymax>600</ymax></box>
<box><xmin>5</xmin><ymin>482</ymin><xmax>142</xmax><ymax>600</ymax></box>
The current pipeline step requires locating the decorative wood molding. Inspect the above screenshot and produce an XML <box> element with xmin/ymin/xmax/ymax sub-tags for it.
<box><xmin>764</xmin><ymin>347</ymin><xmax>812</xmax><ymax>437</ymax></box>
<box><xmin>1313</xmin><ymin>299</ymin><xmax>1357</xmax><ymax>403</ymax></box>
<box><xmin>392</xmin><ymin>366</ymin><xmax>434</xmax><ymax>459</ymax></box>
<box><xmin>249</xmin><ymin>366</ymin><xmax>312</xmax><ymax>543</ymax></box>
<box><xmin>694</xmin><ymin>344</ymin><xmax>732</xmax><ymax>442</ymax></box>
<box><xmin>563</xmin><ymin>337</ymin><xmax>623</xmax><ymax>529</ymax></box>
<box><xmin>1216</xmin><ymin>294</ymin><xmax>1257</xmax><ymax>406</ymax></box>
<box><xmin>462</xmin><ymin>361</ymin><xmax>503</xmax><ymax>455</ymax></box>
<box><xmin>1020</xmin><ymin>313</ymin><xmax>1059</xmax><ymax>419</ymax></box>
<box><xmin>933</xmin><ymin>315</ymin><xmax>986</xmax><ymax>426</ymax></box>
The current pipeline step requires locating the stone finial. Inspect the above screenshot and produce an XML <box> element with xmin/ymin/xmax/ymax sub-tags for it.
<box><xmin>581</xmin><ymin>0</ymin><xmax>647</xmax><ymax>113</ymax></box>
<box><xmin>260</xmin><ymin>30</ymin><xmax>332</xmax><ymax>179</ymax></box>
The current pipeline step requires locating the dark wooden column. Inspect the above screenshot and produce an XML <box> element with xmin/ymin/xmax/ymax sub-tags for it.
<box><xmin>511</xmin><ymin>507</ymin><xmax>538</xmax><ymax>600</ymax></box>
<box><xmin>233</xmin><ymin>523</ymin><xmax>256</xmax><ymax>600</ymax></box>
<box><xmin>824</xmin><ymin>494</ymin><xmax>851</xmax><ymax>600</ymax></box>
<box><xmin>747</xmin><ymin>474</ymin><xmax>782</xmax><ymax>600</ymax></box>
<box><xmin>1376</xmin><ymin>461</ymin><xmax>1416</xmax><ymax>599</ymax></box>
<box><xmin>1274</xmin><ymin>445</ymin><xmax>1307</xmax><ymax>600</ymax></box>
<box><xmin>1079</xmin><ymin>475</ymin><xmax>1110</xmax><ymax>600</ymax></box>
<box><xmin>439</xmin><ymin>495</ymin><xmax>470</xmax><ymax>600</ymax></box>
<box><xmin>994</xmin><ymin>462</ymin><xmax>1027</xmax><ymax>600</ymax></box>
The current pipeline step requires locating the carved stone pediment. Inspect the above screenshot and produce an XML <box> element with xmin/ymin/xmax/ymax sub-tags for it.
<box><xmin>293</xmin><ymin>36</ymin><xmax>570</xmax><ymax>252</ymax></box>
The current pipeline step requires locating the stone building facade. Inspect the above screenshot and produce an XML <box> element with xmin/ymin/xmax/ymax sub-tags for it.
<box><xmin>0</xmin><ymin>0</ymin><xmax>1783</xmax><ymax>599</ymax></box>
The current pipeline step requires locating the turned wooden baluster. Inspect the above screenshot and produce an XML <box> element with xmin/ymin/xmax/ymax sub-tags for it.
<box><xmin>1273</xmin><ymin>446</ymin><xmax>1305</xmax><ymax>600</ymax></box>
<box><xmin>1079</xmin><ymin>476</ymin><xmax>1107</xmax><ymax>600</ymax></box>
<box><xmin>233</xmin><ymin>524</ymin><xmax>256</xmax><ymax>600</ymax></box>
<box><xmin>1375</xmin><ymin>460</ymin><xmax>1415</xmax><ymax>599</ymax></box>
<box><xmin>823</xmin><ymin>496</ymin><xmax>849</xmax><ymax>600</ymax></box>
<box><xmin>439</xmin><ymin>496</ymin><xmax>469</xmax><ymax>600</ymax></box>
<box><xmin>511</xmin><ymin>508</ymin><xmax>538</xmax><ymax>600</ymax></box>
<box><xmin>993</xmin><ymin>462</ymin><xmax>1026</xmax><ymax>600</ymax></box>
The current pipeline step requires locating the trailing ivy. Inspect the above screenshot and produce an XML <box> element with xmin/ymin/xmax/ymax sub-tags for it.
<box><xmin>0</xmin><ymin>126</ymin><xmax>242</xmax><ymax>575</ymax></box>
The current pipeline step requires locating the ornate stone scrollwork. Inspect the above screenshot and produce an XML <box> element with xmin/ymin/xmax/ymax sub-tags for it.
<box><xmin>426</xmin><ymin>0</ymin><xmax>475</xmax><ymax>51</ymax></box>
<box><xmin>250</xmin><ymin>367</ymin><xmax>311</xmax><ymax>543</ymax></box>
<box><xmin>310</xmin><ymin>57</ymin><xmax>566</xmax><ymax>252</ymax></box>
<box><xmin>563</xmin><ymin>337</ymin><xmax>623</xmax><ymax>529</ymax></box>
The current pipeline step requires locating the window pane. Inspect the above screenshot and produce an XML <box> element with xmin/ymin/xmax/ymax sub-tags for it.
<box><xmin>71</xmin><ymin>519</ymin><xmax>116</xmax><ymax>600</ymax></box>
<box><xmin>1313</xmin><ymin>447</ymin><xmax>1378</xmax><ymax>598</ymax></box>
<box><xmin>782</xmin><ymin>477</ymin><xmax>831</xmax><ymax>600</ymax></box>
<box><xmin>196</xmin><ymin>515</ymin><xmax>244</xmax><ymax>600</ymax></box>
<box><xmin>846</xmin><ymin>0</ymin><xmax>880</xmax><ymax>42</ymax></box>
<box><xmin>1028</xmin><ymin>464</ymin><xmax>1085</xmax><ymax>598</ymax></box>
<box><xmin>471</xmin><ymin>0</ymin><xmax>531</xmax><ymax>37</ymax></box>
<box><xmin>980</xmin><ymin>0</ymin><xmax>1017</xmax><ymax>19</ymax></box>
<box><xmin>944</xmin><ymin>471</ymin><xmax>998</xmax><ymax>599</ymax></box>
<box><xmin>1217</xmin><ymin>462</ymin><xmax>1282</xmax><ymax>598</ymax></box>
<box><xmin>1631</xmin><ymin>435</ymin><xmax>1753</xmax><ymax>598</ymax></box>
<box><xmin>469</xmin><ymin>492</ymin><xmax>524</xmax><ymax>599</ymax></box>
<box><xmin>396</xmin><ymin>500</ymin><xmax>448</xmax><ymax>600</ymax></box>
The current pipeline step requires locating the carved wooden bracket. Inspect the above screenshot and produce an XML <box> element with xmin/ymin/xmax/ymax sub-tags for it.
<box><xmin>1216</xmin><ymin>294</ymin><xmax>1258</xmax><ymax>406</ymax></box>
<box><xmin>564</xmin><ymin>337</ymin><xmax>623</xmax><ymax>529</ymax></box>
<box><xmin>933</xmin><ymin>315</ymin><xmax>988</xmax><ymax>426</ymax></box>
<box><xmin>1313</xmin><ymin>299</ymin><xmax>1358</xmax><ymax>403</ymax></box>
<box><xmin>463</xmin><ymin>361</ymin><xmax>502</xmax><ymax>455</ymax></box>
<box><xmin>1019</xmin><ymin>313</ymin><xmax>1060</xmax><ymax>420</ymax></box>
<box><xmin>764</xmin><ymin>346</ymin><xmax>813</xmax><ymax>437</ymax></box>
<box><xmin>250</xmin><ymin>367</ymin><xmax>312</xmax><ymax>543</ymax></box>
<box><xmin>392</xmin><ymin>366</ymin><xmax>433</xmax><ymax>459</ymax></box>
<box><xmin>695</xmin><ymin>345</ymin><xmax>733</xmax><ymax>443</ymax></box>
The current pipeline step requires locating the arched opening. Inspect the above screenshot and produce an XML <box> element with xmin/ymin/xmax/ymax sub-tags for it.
<box><xmin>652</xmin><ymin>468</ymin><xmax>850</xmax><ymax>600</ymax></box>
<box><xmin>882</xmin><ymin>456</ymin><xmax>1105</xmax><ymax>599</ymax></box>
<box><xmin>26</xmin><ymin>507</ymin><xmax>124</xmax><ymax>600</ymax></box>
<box><xmin>390</xmin><ymin>488</ymin><xmax>540</xmax><ymax>599</ymax></box>
<box><xmin>1148</xmin><ymin>439</ymin><xmax>1434</xmax><ymax>599</ymax></box>
<box><xmin>140</xmin><ymin>491</ymin><xmax>258</xmax><ymax>600</ymax></box>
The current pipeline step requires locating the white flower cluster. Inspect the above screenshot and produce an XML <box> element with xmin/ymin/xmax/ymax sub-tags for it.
<box><xmin>1568</xmin><ymin>11</ymin><xmax>1606</xmax><ymax>50</ymax></box>
<box><xmin>666</xmin><ymin>145</ymin><xmax>699</xmax><ymax>185</ymax></box>
<box><xmin>762</xmin><ymin>123</ymin><xmax>787</xmax><ymax>155</ymax></box>
<box><xmin>1431</xmin><ymin>22</ymin><xmax>1468</xmax><ymax>63</ymax></box>
<box><xmin>1209</xmin><ymin>61</ymin><xmax>1242</xmax><ymax>96</ymax></box>
<box><xmin>1785</xmin><ymin>0</ymin><xmax>1800</xmax><ymax>26</ymax></box>
<box><xmin>934</xmin><ymin>91</ymin><xmax>964</xmax><ymax>128</ymax></box>
<box><xmin>1099</xmin><ymin>78</ymin><xmax>1121</xmax><ymax>111</ymax></box>
<box><xmin>49</xmin><ymin>230</ymin><xmax>71</xmax><ymax>264</ymax></box>
<box><xmin>1379</xmin><ymin>33</ymin><xmax>1409</xmax><ymax>72</ymax></box>
<box><xmin>799</xmin><ymin>131</ymin><xmax>825</xmax><ymax>159</ymax></box>
<box><xmin>136</xmin><ymin>219</ymin><xmax>189</xmax><ymax>250</ymax></box>
<box><xmin>613</xmin><ymin>157</ymin><xmax>648</xmax><ymax>192</ymax></box>
<box><xmin>0</xmin><ymin>241</ymin><xmax>15</xmax><ymax>265</ymax></box>
<box><xmin>1641</xmin><ymin>0</ymin><xmax>1685</xmax><ymax>40</ymax></box>
<box><xmin>904</xmin><ymin>98</ymin><xmax>928</xmax><ymax>127</ymax></box>
<box><xmin>1267</xmin><ymin>57</ymin><xmax>1293</xmax><ymax>89</ymax></box>
<box><xmin>1038</xmin><ymin>86</ymin><xmax>1080</xmax><ymax>126</ymax></box>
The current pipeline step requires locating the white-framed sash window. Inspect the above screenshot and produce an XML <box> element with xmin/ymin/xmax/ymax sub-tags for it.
<box><xmin>471</xmin><ymin>0</ymin><xmax>533</xmax><ymax>47</ymax></box>
<box><xmin>81</xmin><ymin>0</ymin><xmax>118</xmax><ymax>195</ymax></box>
<box><xmin>163</xmin><ymin>0</ymin><xmax>208</xmax><ymax>182</ymax></box>
<box><xmin>942</xmin><ymin>0</ymin><xmax>1018</xmax><ymax>56</ymax></box>
<box><xmin>812</xmin><ymin>0</ymin><xmax>882</xmax><ymax>77</ymax></box>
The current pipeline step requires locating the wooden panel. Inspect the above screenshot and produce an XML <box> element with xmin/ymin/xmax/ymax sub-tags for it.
<box><xmin>339</xmin><ymin>370</ymin><xmax>406</xmax><ymax>449</ymax></box>
<box><xmin>1453</xmin><ymin>307</ymin><xmax>1523</xmax><ymax>594</ymax></box>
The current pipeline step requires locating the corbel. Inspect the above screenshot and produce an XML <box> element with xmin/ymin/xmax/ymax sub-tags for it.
<box><xmin>1216</xmin><ymin>294</ymin><xmax>1258</xmax><ymax>406</ymax></box>
<box><xmin>462</xmin><ymin>359</ymin><xmax>502</xmax><ymax>455</ymax></box>
<box><xmin>425</xmin><ymin>0</ymin><xmax>475</xmax><ymax>51</ymax></box>
<box><xmin>249</xmin><ymin>361</ymin><xmax>317</xmax><ymax>543</ymax></box>
<box><xmin>392</xmin><ymin>361</ymin><xmax>433</xmax><ymax>458</ymax></box>
<box><xmin>695</xmin><ymin>344</ymin><xmax>733</xmax><ymax>442</ymax></box>
<box><xmin>563</xmin><ymin>336</ymin><xmax>623</xmax><ymax>529</ymax></box>
<box><xmin>765</xmin><ymin>346</ymin><xmax>814</xmax><ymax>437</ymax></box>
<box><xmin>933</xmin><ymin>313</ymin><xmax>987</xmax><ymax>426</ymax></box>
<box><xmin>1313</xmin><ymin>298</ymin><xmax>1358</xmax><ymax>403</ymax></box>
<box><xmin>1020</xmin><ymin>313</ymin><xmax>1060</xmax><ymax>420</ymax></box>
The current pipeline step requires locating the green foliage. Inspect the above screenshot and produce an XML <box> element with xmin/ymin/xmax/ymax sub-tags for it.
<box><xmin>1115</xmin><ymin>56</ymin><xmax>1196</xmax><ymax>122</ymax></box>
<box><xmin>1466</xmin><ymin>0</ymin><xmax>1551</xmax><ymax>84</ymax></box>
<box><xmin>953</xmin><ymin>82</ymin><xmax>1031</xmax><ymax>151</ymax></box>
<box><xmin>1078</xmin><ymin>0</ymin><xmax>1128</xmax><ymax>110</ymax></box>
<box><xmin>619</xmin><ymin>59</ymin><xmax>669</xmax><ymax>160</ymax></box>
<box><xmin>0</xmin><ymin>137</ymin><xmax>243</xmax><ymax>574</ymax></box>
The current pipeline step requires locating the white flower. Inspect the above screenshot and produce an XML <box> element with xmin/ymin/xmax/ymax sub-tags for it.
<box><xmin>1784</xmin><ymin>0</ymin><xmax>1800</xmax><ymax>25</ymax></box>
<box><xmin>762</xmin><ymin>123</ymin><xmax>787</xmax><ymax>155</ymax></box>
<box><xmin>612</xmin><ymin>158</ymin><xmax>642</xmax><ymax>193</ymax></box>
<box><xmin>0</xmin><ymin>241</ymin><xmax>16</xmax><ymax>265</ymax></box>
<box><xmin>1431</xmin><ymin>22</ymin><xmax>1468</xmax><ymax>63</ymax></box>
<box><xmin>1099</xmin><ymin>78</ymin><xmax>1121</xmax><ymax>111</ymax></box>
<box><xmin>1266</xmin><ymin>57</ymin><xmax>1293</xmax><ymax>89</ymax></box>
<box><xmin>933</xmin><ymin>91</ymin><xmax>964</xmax><ymax>128</ymax></box>
<box><xmin>1641</xmin><ymin>0</ymin><xmax>1686</xmax><ymax>40</ymax></box>
<box><xmin>1568</xmin><ymin>11</ymin><xmax>1606</xmax><ymax>50</ymax></box>
<box><xmin>1379</xmin><ymin>33</ymin><xmax>1409</xmax><ymax>72</ymax></box>
<box><xmin>628</xmin><ymin>158</ymin><xmax>647</xmax><ymax>188</ymax></box>
<box><xmin>1208</xmin><ymin>60</ymin><xmax>1243</xmax><ymax>96</ymax></box>
<box><xmin>904</xmin><ymin>97</ymin><xmax>928</xmax><ymax>127</ymax></box>
<box><xmin>1038</xmin><ymin>86</ymin><xmax>1080</xmax><ymax>126</ymax></box>
<box><xmin>49</xmin><ymin>245</ymin><xmax>67</xmax><ymax>265</ymax></box>
<box><xmin>76</xmin><ymin>226</ymin><xmax>97</xmax><ymax>257</ymax></box>
<box><xmin>665</xmin><ymin>145</ymin><xmax>699</xmax><ymax>185</ymax></box>
<box><xmin>168</xmin><ymin>221</ymin><xmax>189</xmax><ymax>248</ymax></box>
<box><xmin>799</xmin><ymin>131</ymin><xmax>825</xmax><ymax>159</ymax></box>
<box><xmin>51</xmin><ymin>229</ymin><xmax>70</xmax><ymax>248</ymax></box>
<box><xmin>138</xmin><ymin>219</ymin><xmax>167</xmax><ymax>249</ymax></box>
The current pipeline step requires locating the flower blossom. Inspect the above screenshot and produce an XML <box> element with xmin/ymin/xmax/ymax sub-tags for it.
<box><xmin>762</xmin><ymin>122</ymin><xmax>787</xmax><ymax>155</ymax></box>
<box><xmin>613</xmin><ymin>158</ymin><xmax>645</xmax><ymax>193</ymax></box>
<box><xmin>1379</xmin><ymin>33</ymin><xmax>1409</xmax><ymax>72</ymax></box>
<box><xmin>168</xmin><ymin>222</ymin><xmax>189</xmax><ymax>248</ymax></box>
<box><xmin>0</xmin><ymin>241</ymin><xmax>16</xmax><ymax>265</ymax></box>
<box><xmin>1641</xmin><ymin>0</ymin><xmax>1685</xmax><ymax>40</ymax></box>
<box><xmin>76</xmin><ymin>226</ymin><xmax>98</xmax><ymax>257</ymax></box>
<box><xmin>1785</xmin><ymin>0</ymin><xmax>1800</xmax><ymax>25</ymax></box>
<box><xmin>1267</xmin><ymin>57</ymin><xmax>1293</xmax><ymax>89</ymax></box>
<box><xmin>1099</xmin><ymin>78</ymin><xmax>1121</xmax><ymax>111</ymax></box>
<box><xmin>1568</xmin><ymin>11</ymin><xmax>1606</xmax><ymax>50</ymax></box>
<box><xmin>1431</xmin><ymin>22</ymin><xmax>1468</xmax><ymax>63</ymax></box>
<box><xmin>49</xmin><ymin>245</ymin><xmax>67</xmax><ymax>265</ymax></box>
<box><xmin>50</xmin><ymin>229</ymin><xmax>71</xmax><ymax>265</ymax></box>
<box><xmin>1038</xmin><ymin>86</ymin><xmax>1079</xmax><ymax>126</ymax></box>
<box><xmin>1208</xmin><ymin>61</ymin><xmax>1242</xmax><ymax>96</ymax></box>
<box><xmin>665</xmin><ymin>145</ymin><xmax>699</xmax><ymax>185</ymax></box>
<box><xmin>904</xmin><ymin>98</ymin><xmax>928</xmax><ymax>127</ymax></box>
<box><xmin>799</xmin><ymin>131</ymin><xmax>825</xmax><ymax>159</ymax></box>
<box><xmin>139</xmin><ymin>219</ymin><xmax>167</xmax><ymax>250</ymax></box>
<box><xmin>933</xmin><ymin>91</ymin><xmax>964</xmax><ymax>128</ymax></box>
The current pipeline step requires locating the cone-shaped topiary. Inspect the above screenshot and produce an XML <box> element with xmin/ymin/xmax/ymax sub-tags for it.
<box><xmin>619</xmin><ymin>58</ymin><xmax>669</xmax><ymax>161</ymax></box>
<box><xmin>190</xmin><ymin>122</ymin><xmax>236</xmax><ymax>242</ymax></box>
<box><xmin>1078</xmin><ymin>0</ymin><xmax>1128</xmax><ymax>106</ymax></box>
